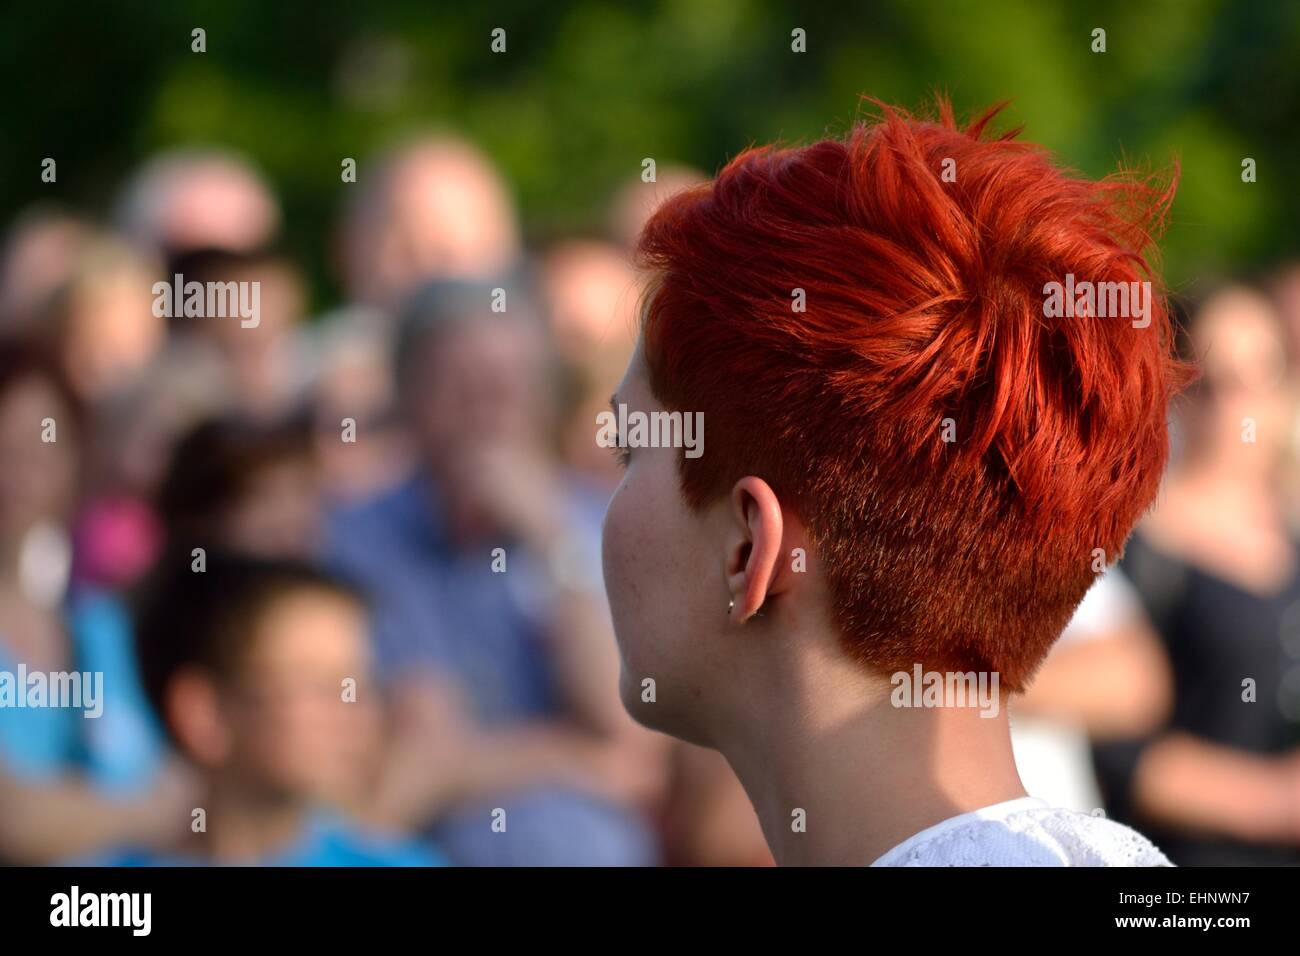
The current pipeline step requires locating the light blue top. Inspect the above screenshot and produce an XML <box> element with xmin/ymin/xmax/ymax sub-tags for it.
<box><xmin>0</xmin><ymin>589</ymin><xmax>165</xmax><ymax>793</ymax></box>
<box><xmin>90</xmin><ymin>812</ymin><xmax>449</xmax><ymax>867</ymax></box>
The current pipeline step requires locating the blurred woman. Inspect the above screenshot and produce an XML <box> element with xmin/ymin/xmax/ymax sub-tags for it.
<box><xmin>1094</xmin><ymin>286</ymin><xmax>1300</xmax><ymax>865</ymax></box>
<box><xmin>37</xmin><ymin>235</ymin><xmax>165</xmax><ymax>404</ymax></box>
<box><xmin>0</xmin><ymin>338</ymin><xmax>192</xmax><ymax>863</ymax></box>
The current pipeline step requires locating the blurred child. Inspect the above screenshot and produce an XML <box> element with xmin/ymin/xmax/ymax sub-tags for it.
<box><xmin>165</xmin><ymin>246</ymin><xmax>313</xmax><ymax>422</ymax></box>
<box><xmin>156</xmin><ymin>413</ymin><xmax>322</xmax><ymax>561</ymax></box>
<box><xmin>105</xmin><ymin>549</ymin><xmax>447</xmax><ymax>866</ymax></box>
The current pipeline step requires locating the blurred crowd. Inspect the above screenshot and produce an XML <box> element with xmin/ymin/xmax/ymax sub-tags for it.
<box><xmin>0</xmin><ymin>135</ymin><xmax>1299</xmax><ymax>866</ymax></box>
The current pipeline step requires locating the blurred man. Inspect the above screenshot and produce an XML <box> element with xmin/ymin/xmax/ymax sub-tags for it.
<box><xmin>337</xmin><ymin>136</ymin><xmax>522</xmax><ymax>313</ymax></box>
<box><xmin>115</xmin><ymin>148</ymin><xmax>281</xmax><ymax>262</ymax></box>
<box><xmin>538</xmin><ymin>238</ymin><xmax>640</xmax><ymax>489</ymax></box>
<box><xmin>326</xmin><ymin>278</ymin><xmax>666</xmax><ymax>865</ymax></box>
<box><xmin>608</xmin><ymin>165</ymin><xmax>707</xmax><ymax>253</ymax></box>
<box><xmin>310</xmin><ymin>134</ymin><xmax>526</xmax><ymax>501</ymax></box>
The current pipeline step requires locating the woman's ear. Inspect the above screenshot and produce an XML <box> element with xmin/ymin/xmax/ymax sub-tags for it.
<box><xmin>725</xmin><ymin>476</ymin><xmax>785</xmax><ymax>623</ymax></box>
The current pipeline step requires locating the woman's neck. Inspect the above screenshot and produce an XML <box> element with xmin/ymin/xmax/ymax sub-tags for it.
<box><xmin>716</xmin><ymin>647</ymin><xmax>1027</xmax><ymax>866</ymax></box>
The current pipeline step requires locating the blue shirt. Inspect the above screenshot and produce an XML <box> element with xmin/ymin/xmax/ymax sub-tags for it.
<box><xmin>0</xmin><ymin>588</ymin><xmax>165</xmax><ymax>793</ymax></box>
<box><xmin>88</xmin><ymin>813</ymin><xmax>448</xmax><ymax>867</ymax></box>
<box><xmin>327</xmin><ymin>473</ymin><xmax>565</xmax><ymax>720</ymax></box>
<box><xmin>324</xmin><ymin>471</ymin><xmax>659</xmax><ymax>866</ymax></box>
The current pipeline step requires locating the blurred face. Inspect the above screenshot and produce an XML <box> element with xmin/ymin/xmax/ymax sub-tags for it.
<box><xmin>1192</xmin><ymin>290</ymin><xmax>1292</xmax><ymax>460</ymax></box>
<box><xmin>61</xmin><ymin>271</ymin><xmax>165</xmax><ymax>400</ymax></box>
<box><xmin>206</xmin><ymin>262</ymin><xmax>303</xmax><ymax>353</ymax></box>
<box><xmin>218</xmin><ymin>589</ymin><xmax>380</xmax><ymax>805</ymax></box>
<box><xmin>0</xmin><ymin>375</ymin><xmax>79</xmax><ymax>542</ymax></box>
<box><xmin>601</xmin><ymin>340</ymin><xmax>729</xmax><ymax>746</ymax></box>
<box><xmin>221</xmin><ymin>458</ymin><xmax>322</xmax><ymax>560</ymax></box>
<box><xmin>0</xmin><ymin>215</ymin><xmax>92</xmax><ymax>323</ymax></box>
<box><xmin>395</xmin><ymin>153</ymin><xmax>515</xmax><ymax>276</ymax></box>
<box><xmin>540</xmin><ymin>242</ymin><xmax>639</xmax><ymax>370</ymax></box>
<box><xmin>407</xmin><ymin>316</ymin><xmax>549</xmax><ymax>465</ymax></box>
<box><xmin>350</xmin><ymin>146</ymin><xmax>519</xmax><ymax>308</ymax></box>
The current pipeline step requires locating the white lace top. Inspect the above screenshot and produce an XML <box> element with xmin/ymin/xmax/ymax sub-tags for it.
<box><xmin>870</xmin><ymin>796</ymin><xmax>1173</xmax><ymax>866</ymax></box>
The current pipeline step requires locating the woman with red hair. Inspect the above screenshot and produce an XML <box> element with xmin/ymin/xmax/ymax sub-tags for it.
<box><xmin>600</xmin><ymin>100</ymin><xmax>1194</xmax><ymax>866</ymax></box>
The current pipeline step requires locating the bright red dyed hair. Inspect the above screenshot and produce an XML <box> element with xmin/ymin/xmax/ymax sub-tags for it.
<box><xmin>636</xmin><ymin>99</ymin><xmax>1197</xmax><ymax>692</ymax></box>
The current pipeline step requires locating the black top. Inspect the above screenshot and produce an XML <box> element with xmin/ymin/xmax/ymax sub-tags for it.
<box><xmin>1092</xmin><ymin>530</ymin><xmax>1300</xmax><ymax>866</ymax></box>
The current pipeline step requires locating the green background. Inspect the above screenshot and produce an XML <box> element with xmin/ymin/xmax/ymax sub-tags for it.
<box><xmin>4</xmin><ymin>0</ymin><xmax>1297</xmax><ymax>306</ymax></box>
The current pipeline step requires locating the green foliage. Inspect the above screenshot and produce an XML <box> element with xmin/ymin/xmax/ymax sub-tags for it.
<box><xmin>3</xmin><ymin>0</ymin><xmax>1297</xmax><ymax>305</ymax></box>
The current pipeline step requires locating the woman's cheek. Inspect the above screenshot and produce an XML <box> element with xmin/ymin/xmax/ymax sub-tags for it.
<box><xmin>601</xmin><ymin>482</ymin><xmax>634</xmax><ymax>607</ymax></box>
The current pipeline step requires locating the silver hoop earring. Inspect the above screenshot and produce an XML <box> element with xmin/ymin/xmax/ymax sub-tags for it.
<box><xmin>727</xmin><ymin>598</ymin><xmax>735</xmax><ymax>615</ymax></box>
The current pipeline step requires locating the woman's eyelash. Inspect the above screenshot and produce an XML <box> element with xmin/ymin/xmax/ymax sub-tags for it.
<box><xmin>608</xmin><ymin>431</ymin><xmax>630</xmax><ymax>466</ymax></box>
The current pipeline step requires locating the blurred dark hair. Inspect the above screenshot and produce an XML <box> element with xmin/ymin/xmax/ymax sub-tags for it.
<box><xmin>155</xmin><ymin>411</ymin><xmax>314</xmax><ymax>545</ymax></box>
<box><xmin>164</xmin><ymin>244</ymin><xmax>289</xmax><ymax>285</ymax></box>
<box><xmin>133</xmin><ymin>547</ymin><xmax>364</xmax><ymax>747</ymax></box>
<box><xmin>0</xmin><ymin>334</ymin><xmax>85</xmax><ymax>438</ymax></box>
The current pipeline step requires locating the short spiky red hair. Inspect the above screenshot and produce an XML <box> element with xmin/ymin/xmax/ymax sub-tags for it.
<box><xmin>636</xmin><ymin>99</ymin><xmax>1196</xmax><ymax>692</ymax></box>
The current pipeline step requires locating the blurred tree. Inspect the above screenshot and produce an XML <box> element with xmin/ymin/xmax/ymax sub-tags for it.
<box><xmin>2</xmin><ymin>0</ymin><xmax>1297</xmax><ymax>306</ymax></box>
